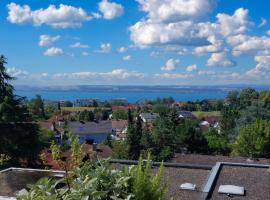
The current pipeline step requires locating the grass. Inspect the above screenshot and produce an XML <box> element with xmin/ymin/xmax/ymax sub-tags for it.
<box><xmin>61</xmin><ymin>107</ymin><xmax>111</xmax><ymax>112</ymax></box>
<box><xmin>192</xmin><ymin>111</ymin><xmax>221</xmax><ymax>119</ymax></box>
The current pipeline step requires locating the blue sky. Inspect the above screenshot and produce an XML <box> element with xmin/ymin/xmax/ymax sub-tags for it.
<box><xmin>1</xmin><ymin>0</ymin><xmax>270</xmax><ymax>85</ymax></box>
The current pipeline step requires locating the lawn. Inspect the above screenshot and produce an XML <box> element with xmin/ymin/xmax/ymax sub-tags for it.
<box><xmin>61</xmin><ymin>107</ymin><xmax>111</xmax><ymax>112</ymax></box>
<box><xmin>192</xmin><ymin>111</ymin><xmax>221</xmax><ymax>119</ymax></box>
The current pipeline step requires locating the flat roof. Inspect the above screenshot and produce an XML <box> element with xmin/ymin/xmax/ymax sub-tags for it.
<box><xmin>112</xmin><ymin>162</ymin><xmax>210</xmax><ymax>200</ymax></box>
<box><xmin>172</xmin><ymin>154</ymin><xmax>270</xmax><ymax>166</ymax></box>
<box><xmin>209</xmin><ymin>165</ymin><xmax>270</xmax><ymax>200</ymax></box>
<box><xmin>0</xmin><ymin>168</ymin><xmax>65</xmax><ymax>197</ymax></box>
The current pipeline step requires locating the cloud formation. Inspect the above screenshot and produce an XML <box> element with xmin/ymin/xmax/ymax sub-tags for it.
<box><xmin>39</xmin><ymin>35</ymin><xmax>60</xmax><ymax>46</ymax></box>
<box><xmin>123</xmin><ymin>55</ymin><xmax>131</xmax><ymax>61</ymax></box>
<box><xmin>70</xmin><ymin>42</ymin><xmax>89</xmax><ymax>48</ymax></box>
<box><xmin>186</xmin><ymin>64</ymin><xmax>197</xmax><ymax>72</ymax></box>
<box><xmin>7</xmin><ymin>3</ymin><xmax>92</xmax><ymax>28</ymax></box>
<box><xmin>96</xmin><ymin>43</ymin><xmax>112</xmax><ymax>53</ymax></box>
<box><xmin>161</xmin><ymin>59</ymin><xmax>179</xmax><ymax>71</ymax></box>
<box><xmin>98</xmin><ymin>0</ymin><xmax>124</xmax><ymax>20</ymax></box>
<box><xmin>44</xmin><ymin>47</ymin><xmax>63</xmax><ymax>56</ymax></box>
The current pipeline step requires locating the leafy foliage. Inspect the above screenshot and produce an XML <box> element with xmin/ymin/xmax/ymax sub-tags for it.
<box><xmin>18</xmin><ymin>157</ymin><xmax>166</xmax><ymax>200</ymax></box>
<box><xmin>112</xmin><ymin>110</ymin><xmax>128</xmax><ymax>120</ymax></box>
<box><xmin>233</xmin><ymin>119</ymin><xmax>270</xmax><ymax>158</ymax></box>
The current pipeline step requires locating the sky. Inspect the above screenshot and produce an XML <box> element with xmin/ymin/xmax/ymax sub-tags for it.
<box><xmin>1</xmin><ymin>0</ymin><xmax>270</xmax><ymax>86</ymax></box>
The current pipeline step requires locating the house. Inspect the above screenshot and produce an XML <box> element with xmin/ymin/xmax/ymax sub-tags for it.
<box><xmin>111</xmin><ymin>105</ymin><xmax>137</xmax><ymax>112</ymax></box>
<box><xmin>109</xmin><ymin>98</ymin><xmax>128</xmax><ymax>105</ymax></box>
<box><xmin>203</xmin><ymin>116</ymin><xmax>221</xmax><ymax>125</ymax></box>
<box><xmin>73</xmin><ymin>99</ymin><xmax>98</xmax><ymax>107</ymax></box>
<box><xmin>38</xmin><ymin>121</ymin><xmax>55</xmax><ymax>132</ymax></box>
<box><xmin>47</xmin><ymin>115</ymin><xmax>65</xmax><ymax>128</ymax></box>
<box><xmin>199</xmin><ymin>121</ymin><xmax>210</xmax><ymax>132</ymax></box>
<box><xmin>112</xmin><ymin>120</ymin><xmax>128</xmax><ymax>140</ymax></box>
<box><xmin>177</xmin><ymin>110</ymin><xmax>196</xmax><ymax>119</ymax></box>
<box><xmin>68</xmin><ymin>121</ymin><xmax>112</xmax><ymax>144</ymax></box>
<box><xmin>139</xmin><ymin>113</ymin><xmax>159</xmax><ymax>123</ymax></box>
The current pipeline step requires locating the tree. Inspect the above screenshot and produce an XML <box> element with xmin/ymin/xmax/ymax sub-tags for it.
<box><xmin>31</xmin><ymin>95</ymin><xmax>46</xmax><ymax>119</ymax></box>
<box><xmin>0</xmin><ymin>55</ymin><xmax>43</xmax><ymax>166</ymax></box>
<box><xmin>63</xmin><ymin>101</ymin><xmax>73</xmax><ymax>107</ymax></box>
<box><xmin>102</xmin><ymin>110</ymin><xmax>109</xmax><ymax>120</ymax></box>
<box><xmin>112</xmin><ymin>110</ymin><xmax>128</xmax><ymax>120</ymax></box>
<box><xmin>233</xmin><ymin>119</ymin><xmax>270</xmax><ymax>158</ymax></box>
<box><xmin>220</xmin><ymin>107</ymin><xmax>238</xmax><ymax>140</ymax></box>
<box><xmin>126</xmin><ymin>115</ymin><xmax>143</xmax><ymax>160</ymax></box>
<box><xmin>0</xmin><ymin>123</ymin><xmax>42</xmax><ymax>166</ymax></box>
<box><xmin>226</xmin><ymin>90</ymin><xmax>239</xmax><ymax>107</ymax></box>
<box><xmin>239</xmin><ymin>88</ymin><xmax>259</xmax><ymax>108</ymax></box>
<box><xmin>0</xmin><ymin>56</ymin><xmax>28</xmax><ymax>122</ymax></box>
<box><xmin>152</xmin><ymin>104</ymin><xmax>169</xmax><ymax>116</ymax></box>
<box><xmin>204</xmin><ymin>129</ymin><xmax>230</xmax><ymax>154</ymax></box>
<box><xmin>0</xmin><ymin>55</ymin><xmax>13</xmax><ymax>102</ymax></box>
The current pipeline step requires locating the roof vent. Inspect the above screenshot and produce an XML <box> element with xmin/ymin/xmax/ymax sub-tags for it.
<box><xmin>180</xmin><ymin>183</ymin><xmax>196</xmax><ymax>190</ymax></box>
<box><xmin>218</xmin><ymin>185</ymin><xmax>244</xmax><ymax>196</ymax></box>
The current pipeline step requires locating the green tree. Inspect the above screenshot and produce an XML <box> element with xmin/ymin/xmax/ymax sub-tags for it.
<box><xmin>63</xmin><ymin>101</ymin><xmax>73</xmax><ymax>107</ymax></box>
<box><xmin>204</xmin><ymin>129</ymin><xmax>230</xmax><ymax>154</ymax></box>
<box><xmin>0</xmin><ymin>56</ymin><xmax>28</xmax><ymax>122</ymax></box>
<box><xmin>239</xmin><ymin>88</ymin><xmax>259</xmax><ymax>108</ymax></box>
<box><xmin>233</xmin><ymin>119</ymin><xmax>270</xmax><ymax>158</ymax></box>
<box><xmin>126</xmin><ymin>115</ymin><xmax>143</xmax><ymax>160</ymax></box>
<box><xmin>152</xmin><ymin>104</ymin><xmax>169</xmax><ymax>116</ymax></box>
<box><xmin>112</xmin><ymin>110</ymin><xmax>128</xmax><ymax>120</ymax></box>
<box><xmin>0</xmin><ymin>55</ymin><xmax>13</xmax><ymax>102</ymax></box>
<box><xmin>31</xmin><ymin>95</ymin><xmax>46</xmax><ymax>119</ymax></box>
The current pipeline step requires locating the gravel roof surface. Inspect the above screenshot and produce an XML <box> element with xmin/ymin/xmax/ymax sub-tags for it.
<box><xmin>157</xmin><ymin>167</ymin><xmax>209</xmax><ymax>200</ymax></box>
<box><xmin>209</xmin><ymin>165</ymin><xmax>270</xmax><ymax>200</ymax></box>
<box><xmin>172</xmin><ymin>154</ymin><xmax>270</xmax><ymax>166</ymax></box>
<box><xmin>113</xmin><ymin>164</ymin><xmax>210</xmax><ymax>200</ymax></box>
<box><xmin>0</xmin><ymin>169</ymin><xmax>62</xmax><ymax>197</ymax></box>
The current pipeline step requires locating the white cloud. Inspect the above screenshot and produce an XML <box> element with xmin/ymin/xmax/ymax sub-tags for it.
<box><xmin>161</xmin><ymin>58</ymin><xmax>179</xmax><ymax>71</ymax></box>
<box><xmin>198</xmin><ymin>70</ymin><xmax>215</xmax><ymax>75</ymax></box>
<box><xmin>246</xmin><ymin>55</ymin><xmax>270</xmax><ymax>77</ymax></box>
<box><xmin>44</xmin><ymin>47</ymin><xmax>63</xmax><ymax>56</ymax></box>
<box><xmin>129</xmin><ymin>0</ymin><xmax>218</xmax><ymax>48</ymax></box>
<box><xmin>98</xmin><ymin>0</ymin><xmax>124</xmax><ymax>20</ymax></box>
<box><xmin>186</xmin><ymin>64</ymin><xmax>197</xmax><ymax>72</ymax></box>
<box><xmin>207</xmin><ymin>51</ymin><xmax>235</xmax><ymax>67</ymax></box>
<box><xmin>54</xmin><ymin>68</ymin><xmax>144</xmax><ymax>79</ymax></box>
<box><xmin>137</xmin><ymin>0</ymin><xmax>216</xmax><ymax>23</ymax></box>
<box><xmin>217</xmin><ymin>8</ymin><xmax>249</xmax><ymax>37</ymax></box>
<box><xmin>194</xmin><ymin>35</ymin><xmax>223</xmax><ymax>55</ymax></box>
<box><xmin>117</xmin><ymin>46</ymin><xmax>128</xmax><ymax>53</ymax></box>
<box><xmin>92</xmin><ymin>12</ymin><xmax>102</xmax><ymax>19</ymax></box>
<box><xmin>7</xmin><ymin>3</ymin><xmax>92</xmax><ymax>28</ymax></box>
<box><xmin>258</xmin><ymin>17</ymin><xmax>267</xmax><ymax>28</ymax></box>
<box><xmin>130</xmin><ymin>20</ymin><xmax>209</xmax><ymax>47</ymax></box>
<box><xmin>123</xmin><ymin>55</ymin><xmax>131</xmax><ymax>61</ymax></box>
<box><xmin>70</xmin><ymin>42</ymin><xmax>89</xmax><ymax>48</ymax></box>
<box><xmin>39</xmin><ymin>35</ymin><xmax>60</xmax><ymax>46</ymax></box>
<box><xmin>155</xmin><ymin>73</ymin><xmax>192</xmax><ymax>79</ymax></box>
<box><xmin>96</xmin><ymin>43</ymin><xmax>112</xmax><ymax>53</ymax></box>
<box><xmin>82</xmin><ymin>52</ymin><xmax>89</xmax><ymax>56</ymax></box>
<box><xmin>7</xmin><ymin>67</ymin><xmax>28</xmax><ymax>78</ymax></box>
<box><xmin>232</xmin><ymin>36</ymin><xmax>270</xmax><ymax>55</ymax></box>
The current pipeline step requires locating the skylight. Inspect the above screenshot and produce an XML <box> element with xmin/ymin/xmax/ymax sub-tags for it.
<box><xmin>180</xmin><ymin>183</ymin><xmax>196</xmax><ymax>190</ymax></box>
<box><xmin>218</xmin><ymin>185</ymin><xmax>245</xmax><ymax>196</ymax></box>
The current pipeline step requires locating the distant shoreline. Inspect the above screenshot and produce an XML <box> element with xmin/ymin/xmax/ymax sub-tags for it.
<box><xmin>14</xmin><ymin>85</ymin><xmax>270</xmax><ymax>103</ymax></box>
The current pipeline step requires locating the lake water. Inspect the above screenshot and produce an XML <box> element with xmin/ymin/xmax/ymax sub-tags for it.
<box><xmin>15</xmin><ymin>89</ymin><xmax>226</xmax><ymax>103</ymax></box>
<box><xmin>15</xmin><ymin>85</ymin><xmax>269</xmax><ymax>103</ymax></box>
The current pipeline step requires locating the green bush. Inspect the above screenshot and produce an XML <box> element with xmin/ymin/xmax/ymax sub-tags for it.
<box><xmin>18</xmin><ymin>156</ymin><xmax>166</xmax><ymax>200</ymax></box>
